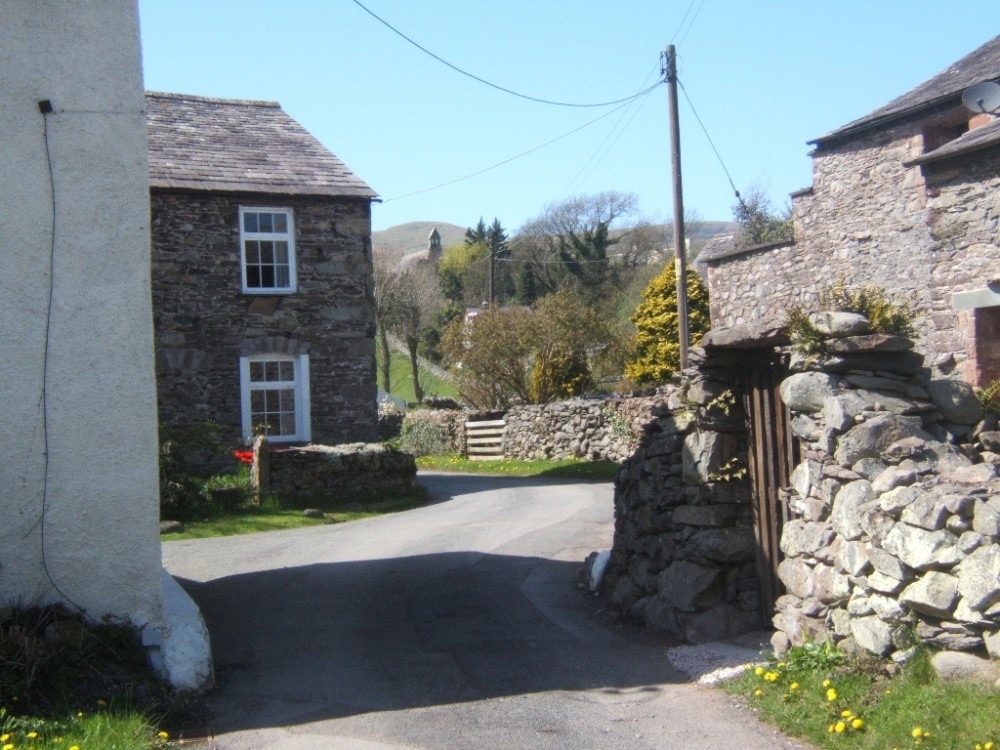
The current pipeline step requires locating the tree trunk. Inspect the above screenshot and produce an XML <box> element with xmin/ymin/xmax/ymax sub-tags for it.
<box><xmin>378</xmin><ymin>324</ymin><xmax>391</xmax><ymax>394</ymax></box>
<box><xmin>407</xmin><ymin>336</ymin><xmax>424</xmax><ymax>403</ymax></box>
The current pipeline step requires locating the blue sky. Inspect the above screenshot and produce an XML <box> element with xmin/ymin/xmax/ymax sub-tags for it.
<box><xmin>138</xmin><ymin>1</ymin><xmax>999</xmax><ymax>233</ymax></box>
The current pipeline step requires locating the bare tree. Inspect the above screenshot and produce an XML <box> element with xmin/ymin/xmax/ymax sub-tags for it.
<box><xmin>372</xmin><ymin>253</ymin><xmax>403</xmax><ymax>394</ymax></box>
<box><xmin>391</xmin><ymin>263</ymin><xmax>443</xmax><ymax>403</ymax></box>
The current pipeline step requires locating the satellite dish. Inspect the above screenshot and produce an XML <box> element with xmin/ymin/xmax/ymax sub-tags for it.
<box><xmin>961</xmin><ymin>81</ymin><xmax>1000</xmax><ymax>114</ymax></box>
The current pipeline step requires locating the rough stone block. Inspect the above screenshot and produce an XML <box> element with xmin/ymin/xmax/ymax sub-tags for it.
<box><xmin>899</xmin><ymin>571</ymin><xmax>960</xmax><ymax>618</ymax></box>
<box><xmin>850</xmin><ymin>615</ymin><xmax>894</xmax><ymax>655</ymax></box>
<box><xmin>956</xmin><ymin>545</ymin><xmax>1000</xmax><ymax>612</ymax></box>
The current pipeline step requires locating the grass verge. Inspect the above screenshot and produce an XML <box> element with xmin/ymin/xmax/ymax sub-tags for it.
<box><xmin>162</xmin><ymin>489</ymin><xmax>427</xmax><ymax>539</ymax></box>
<box><xmin>723</xmin><ymin>642</ymin><xmax>1000</xmax><ymax>750</ymax></box>
<box><xmin>416</xmin><ymin>454</ymin><xmax>621</xmax><ymax>480</ymax></box>
<box><xmin>1</xmin><ymin>607</ymin><xmax>197</xmax><ymax>750</ymax></box>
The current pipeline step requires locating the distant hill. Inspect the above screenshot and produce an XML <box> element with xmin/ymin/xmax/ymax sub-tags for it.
<box><xmin>373</xmin><ymin>222</ymin><xmax>466</xmax><ymax>264</ymax></box>
<box><xmin>372</xmin><ymin>220</ymin><xmax>736</xmax><ymax>265</ymax></box>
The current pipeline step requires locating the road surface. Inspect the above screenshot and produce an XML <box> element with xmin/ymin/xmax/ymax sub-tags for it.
<box><xmin>163</xmin><ymin>473</ymin><xmax>808</xmax><ymax>750</ymax></box>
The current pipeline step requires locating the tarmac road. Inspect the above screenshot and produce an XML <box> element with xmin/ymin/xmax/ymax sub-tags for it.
<box><xmin>163</xmin><ymin>473</ymin><xmax>809</xmax><ymax>750</ymax></box>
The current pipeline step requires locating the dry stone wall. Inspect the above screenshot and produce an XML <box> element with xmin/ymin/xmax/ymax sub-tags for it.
<box><xmin>259</xmin><ymin>442</ymin><xmax>416</xmax><ymax>503</ymax></box>
<box><xmin>502</xmin><ymin>396</ymin><xmax>663</xmax><ymax>462</ymax></box>
<box><xmin>772</xmin><ymin>313</ymin><xmax>1000</xmax><ymax>660</ymax></box>
<box><xmin>603</xmin><ymin>358</ymin><xmax>764</xmax><ymax>643</ymax></box>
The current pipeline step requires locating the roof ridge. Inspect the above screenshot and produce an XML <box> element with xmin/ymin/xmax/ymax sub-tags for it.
<box><xmin>145</xmin><ymin>91</ymin><xmax>280</xmax><ymax>108</ymax></box>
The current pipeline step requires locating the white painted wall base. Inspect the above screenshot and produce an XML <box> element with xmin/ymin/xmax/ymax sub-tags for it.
<box><xmin>143</xmin><ymin>570</ymin><xmax>215</xmax><ymax>692</ymax></box>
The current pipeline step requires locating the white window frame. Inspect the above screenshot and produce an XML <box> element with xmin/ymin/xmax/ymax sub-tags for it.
<box><xmin>239</xmin><ymin>353</ymin><xmax>311</xmax><ymax>443</ymax></box>
<box><xmin>239</xmin><ymin>206</ymin><xmax>296</xmax><ymax>294</ymax></box>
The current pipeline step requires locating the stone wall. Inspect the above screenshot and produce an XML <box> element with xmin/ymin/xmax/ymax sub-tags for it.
<box><xmin>502</xmin><ymin>396</ymin><xmax>664</xmax><ymax>462</ymax></box>
<box><xmin>771</xmin><ymin>312</ymin><xmax>1000</xmax><ymax>659</ymax></box>
<box><xmin>261</xmin><ymin>443</ymin><xmax>416</xmax><ymax>503</ymax></box>
<box><xmin>702</xmin><ymin>118</ymin><xmax>1000</xmax><ymax>384</ymax></box>
<box><xmin>151</xmin><ymin>190</ymin><xmax>377</xmax><ymax>447</ymax></box>
<box><xmin>604</xmin><ymin>359</ymin><xmax>764</xmax><ymax>643</ymax></box>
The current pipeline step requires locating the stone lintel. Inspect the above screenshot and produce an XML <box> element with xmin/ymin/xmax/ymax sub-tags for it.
<box><xmin>952</xmin><ymin>282</ymin><xmax>1000</xmax><ymax>311</ymax></box>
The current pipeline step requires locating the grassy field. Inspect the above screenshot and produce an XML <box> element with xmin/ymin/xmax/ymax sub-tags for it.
<box><xmin>376</xmin><ymin>346</ymin><xmax>458</xmax><ymax>403</ymax></box>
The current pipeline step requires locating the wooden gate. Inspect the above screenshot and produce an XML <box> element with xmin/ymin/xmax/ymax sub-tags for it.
<box><xmin>465</xmin><ymin>419</ymin><xmax>505</xmax><ymax>460</ymax></box>
<box><xmin>742</xmin><ymin>349</ymin><xmax>798</xmax><ymax>622</ymax></box>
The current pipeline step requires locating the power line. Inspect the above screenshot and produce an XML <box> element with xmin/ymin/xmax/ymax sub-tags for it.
<box><xmin>382</xmin><ymin>98</ymin><xmax>642</xmax><ymax>203</ymax></box>
<box><xmin>676</xmin><ymin>76</ymin><xmax>744</xmax><ymax>207</ymax></box>
<box><xmin>350</xmin><ymin>0</ymin><xmax>662</xmax><ymax>108</ymax></box>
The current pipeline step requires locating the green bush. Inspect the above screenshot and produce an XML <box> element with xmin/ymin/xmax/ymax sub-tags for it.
<box><xmin>399</xmin><ymin>418</ymin><xmax>452</xmax><ymax>457</ymax></box>
<box><xmin>979</xmin><ymin>378</ymin><xmax>1000</xmax><ymax>416</ymax></box>
<box><xmin>818</xmin><ymin>279</ymin><xmax>916</xmax><ymax>337</ymax></box>
<box><xmin>626</xmin><ymin>262</ymin><xmax>711</xmax><ymax>384</ymax></box>
<box><xmin>158</xmin><ymin>421</ymin><xmax>232</xmax><ymax>521</ymax></box>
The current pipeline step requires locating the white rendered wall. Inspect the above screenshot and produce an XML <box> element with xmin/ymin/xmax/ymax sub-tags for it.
<box><xmin>0</xmin><ymin>1</ymin><xmax>164</xmax><ymax>637</ymax></box>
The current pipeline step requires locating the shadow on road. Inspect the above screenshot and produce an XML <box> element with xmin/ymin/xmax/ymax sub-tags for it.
<box><xmin>178</xmin><ymin>549</ymin><xmax>684</xmax><ymax>734</ymax></box>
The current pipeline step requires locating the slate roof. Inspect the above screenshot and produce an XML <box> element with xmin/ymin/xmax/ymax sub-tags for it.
<box><xmin>146</xmin><ymin>92</ymin><xmax>377</xmax><ymax>198</ymax></box>
<box><xmin>811</xmin><ymin>34</ymin><xmax>1000</xmax><ymax>147</ymax></box>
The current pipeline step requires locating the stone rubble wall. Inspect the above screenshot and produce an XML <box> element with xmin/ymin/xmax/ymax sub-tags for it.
<box><xmin>260</xmin><ymin>442</ymin><xmax>416</xmax><ymax>503</ymax></box>
<box><xmin>603</xmin><ymin>357</ymin><xmax>765</xmax><ymax>644</ymax></box>
<box><xmin>772</xmin><ymin>313</ymin><xmax>1000</xmax><ymax>659</ymax></box>
<box><xmin>501</xmin><ymin>396</ymin><xmax>665</xmax><ymax>462</ymax></box>
<box><xmin>702</xmin><ymin>120</ymin><xmax>1000</xmax><ymax>382</ymax></box>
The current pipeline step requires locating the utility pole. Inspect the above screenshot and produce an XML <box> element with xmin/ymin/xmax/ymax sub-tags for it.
<box><xmin>488</xmin><ymin>242</ymin><xmax>495</xmax><ymax>309</ymax></box>
<box><xmin>663</xmin><ymin>44</ymin><xmax>690</xmax><ymax>370</ymax></box>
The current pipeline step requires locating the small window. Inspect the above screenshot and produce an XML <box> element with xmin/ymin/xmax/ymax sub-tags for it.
<box><xmin>239</xmin><ymin>207</ymin><xmax>296</xmax><ymax>293</ymax></box>
<box><xmin>239</xmin><ymin>354</ymin><xmax>311</xmax><ymax>442</ymax></box>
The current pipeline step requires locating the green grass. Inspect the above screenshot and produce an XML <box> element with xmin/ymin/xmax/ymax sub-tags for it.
<box><xmin>162</xmin><ymin>491</ymin><xmax>427</xmax><ymax>539</ymax></box>
<box><xmin>1</xmin><ymin>707</ymin><xmax>173</xmax><ymax>750</ymax></box>
<box><xmin>376</xmin><ymin>347</ymin><xmax>458</xmax><ymax>403</ymax></box>
<box><xmin>724</xmin><ymin>643</ymin><xmax>1000</xmax><ymax>750</ymax></box>
<box><xmin>416</xmin><ymin>454</ymin><xmax>621</xmax><ymax>480</ymax></box>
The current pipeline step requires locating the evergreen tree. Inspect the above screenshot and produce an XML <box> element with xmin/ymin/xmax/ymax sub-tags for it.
<box><xmin>626</xmin><ymin>264</ymin><xmax>710</xmax><ymax>384</ymax></box>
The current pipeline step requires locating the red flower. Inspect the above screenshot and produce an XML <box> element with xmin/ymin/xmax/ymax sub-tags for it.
<box><xmin>232</xmin><ymin>450</ymin><xmax>254</xmax><ymax>465</ymax></box>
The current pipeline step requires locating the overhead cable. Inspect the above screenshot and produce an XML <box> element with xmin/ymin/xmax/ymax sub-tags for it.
<box><xmin>383</xmin><ymin>97</ymin><xmax>646</xmax><ymax>203</ymax></box>
<box><xmin>350</xmin><ymin>0</ymin><xmax>661</xmax><ymax>108</ymax></box>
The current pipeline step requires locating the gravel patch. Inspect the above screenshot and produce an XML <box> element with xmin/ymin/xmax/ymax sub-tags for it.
<box><xmin>666</xmin><ymin>630</ymin><xmax>773</xmax><ymax>685</ymax></box>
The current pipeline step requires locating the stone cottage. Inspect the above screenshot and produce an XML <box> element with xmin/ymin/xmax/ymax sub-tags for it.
<box><xmin>146</xmin><ymin>93</ymin><xmax>379</xmax><ymax>447</ymax></box>
<box><xmin>700</xmin><ymin>33</ymin><xmax>1000</xmax><ymax>387</ymax></box>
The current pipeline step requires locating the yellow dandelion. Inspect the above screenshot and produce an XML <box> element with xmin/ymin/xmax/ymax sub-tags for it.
<box><xmin>985</xmin><ymin>743</ymin><xmax>994</xmax><ymax>750</ymax></box>
<box><xmin>789</xmin><ymin>682</ymin><xmax>799</xmax><ymax>690</ymax></box>
<box><xmin>0</xmin><ymin>736</ymin><xmax>8</xmax><ymax>742</ymax></box>
<box><xmin>835</xmin><ymin>722</ymin><xmax>846</xmax><ymax>733</ymax></box>
<box><xmin>158</xmin><ymin>731</ymin><xmax>170</xmax><ymax>740</ymax></box>
<box><xmin>841</xmin><ymin>709</ymin><xmax>853</xmax><ymax>718</ymax></box>
<box><xmin>828</xmin><ymin>724</ymin><xmax>836</xmax><ymax>733</ymax></box>
<box><xmin>754</xmin><ymin>666</ymin><xmax>765</xmax><ymax>676</ymax></box>
<box><xmin>754</xmin><ymin>689</ymin><xmax>763</xmax><ymax>696</ymax></box>
<box><xmin>777</xmin><ymin>661</ymin><xmax>786</xmax><ymax>668</ymax></box>
<box><xmin>913</xmin><ymin>728</ymin><xmax>925</xmax><ymax>739</ymax></box>
<box><xmin>70</xmin><ymin>746</ymin><xmax>81</xmax><ymax>750</ymax></box>
<box><xmin>27</xmin><ymin>731</ymin><xmax>38</xmax><ymax>738</ymax></box>
<box><xmin>851</xmin><ymin>718</ymin><xmax>864</xmax><ymax>730</ymax></box>
<box><xmin>2</xmin><ymin>744</ymin><xmax>12</xmax><ymax>750</ymax></box>
<box><xmin>823</xmin><ymin>678</ymin><xmax>832</xmax><ymax>687</ymax></box>
<box><xmin>826</xmin><ymin>688</ymin><xmax>838</xmax><ymax>701</ymax></box>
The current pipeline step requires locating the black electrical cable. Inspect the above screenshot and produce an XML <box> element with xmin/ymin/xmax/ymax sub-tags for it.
<box><xmin>38</xmin><ymin>104</ymin><xmax>90</xmax><ymax>618</ymax></box>
<box><xmin>350</xmin><ymin>0</ymin><xmax>662</xmax><ymax>108</ymax></box>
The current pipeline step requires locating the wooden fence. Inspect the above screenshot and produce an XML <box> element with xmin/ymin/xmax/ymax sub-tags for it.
<box><xmin>465</xmin><ymin>419</ymin><xmax>505</xmax><ymax>460</ymax></box>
